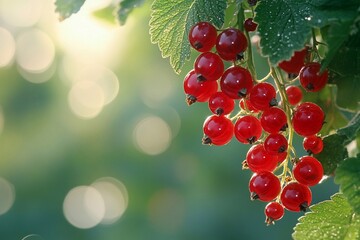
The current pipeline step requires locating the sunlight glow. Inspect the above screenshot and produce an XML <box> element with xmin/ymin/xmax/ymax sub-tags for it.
<box><xmin>63</xmin><ymin>186</ymin><xmax>105</xmax><ymax>229</ymax></box>
<box><xmin>84</xmin><ymin>0</ymin><xmax>113</xmax><ymax>11</ymax></box>
<box><xmin>133</xmin><ymin>116</ymin><xmax>172</xmax><ymax>155</ymax></box>
<box><xmin>0</xmin><ymin>27</ymin><xmax>16</xmax><ymax>68</ymax></box>
<box><xmin>0</xmin><ymin>178</ymin><xmax>15</xmax><ymax>215</ymax></box>
<box><xmin>0</xmin><ymin>0</ymin><xmax>43</xmax><ymax>27</ymax></box>
<box><xmin>56</xmin><ymin>6</ymin><xmax>129</xmax><ymax>66</ymax></box>
<box><xmin>91</xmin><ymin>177</ymin><xmax>129</xmax><ymax>224</ymax></box>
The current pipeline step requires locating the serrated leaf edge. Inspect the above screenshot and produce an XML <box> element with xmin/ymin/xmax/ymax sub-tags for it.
<box><xmin>55</xmin><ymin>0</ymin><xmax>86</xmax><ymax>21</ymax></box>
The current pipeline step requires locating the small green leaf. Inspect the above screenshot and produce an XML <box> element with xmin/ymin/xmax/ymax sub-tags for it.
<box><xmin>338</xmin><ymin>112</ymin><xmax>360</xmax><ymax>142</ymax></box>
<box><xmin>335</xmin><ymin>156</ymin><xmax>360</xmax><ymax>214</ymax></box>
<box><xmin>55</xmin><ymin>0</ymin><xmax>86</xmax><ymax>20</ymax></box>
<box><xmin>293</xmin><ymin>193</ymin><xmax>360</xmax><ymax>240</ymax></box>
<box><xmin>92</xmin><ymin>6</ymin><xmax>117</xmax><ymax>25</ymax></box>
<box><xmin>150</xmin><ymin>0</ymin><xmax>227</xmax><ymax>74</ymax></box>
<box><xmin>116</xmin><ymin>0</ymin><xmax>145</xmax><ymax>26</ymax></box>
<box><xmin>314</xmin><ymin>134</ymin><xmax>348</xmax><ymax>175</ymax></box>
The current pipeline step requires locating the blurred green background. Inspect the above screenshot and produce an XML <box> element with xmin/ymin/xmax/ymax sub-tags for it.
<box><xmin>0</xmin><ymin>0</ymin><xmax>339</xmax><ymax>239</ymax></box>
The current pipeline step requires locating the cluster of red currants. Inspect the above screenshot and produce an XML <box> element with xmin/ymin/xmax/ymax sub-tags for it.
<box><xmin>184</xmin><ymin>20</ymin><xmax>329</xmax><ymax>224</ymax></box>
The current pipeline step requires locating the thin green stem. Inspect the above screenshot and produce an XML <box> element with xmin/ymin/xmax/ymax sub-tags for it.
<box><xmin>256</xmin><ymin>71</ymin><xmax>272</xmax><ymax>83</ymax></box>
<box><xmin>311</xmin><ymin>28</ymin><xmax>323</xmax><ymax>61</ymax></box>
<box><xmin>230</xmin><ymin>110</ymin><xmax>244</xmax><ymax>122</ymax></box>
<box><xmin>238</xmin><ymin>3</ymin><xmax>257</xmax><ymax>79</ymax></box>
<box><xmin>271</xmin><ymin>65</ymin><xmax>296</xmax><ymax>201</ymax></box>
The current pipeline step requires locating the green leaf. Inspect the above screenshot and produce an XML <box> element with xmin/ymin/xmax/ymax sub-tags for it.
<box><xmin>335</xmin><ymin>156</ymin><xmax>360</xmax><ymax>214</ymax></box>
<box><xmin>150</xmin><ymin>0</ymin><xmax>227</xmax><ymax>74</ymax></box>
<box><xmin>314</xmin><ymin>134</ymin><xmax>348</xmax><ymax>176</ymax></box>
<box><xmin>255</xmin><ymin>0</ymin><xmax>313</xmax><ymax>65</ymax></box>
<box><xmin>327</xmin><ymin>31</ymin><xmax>360</xmax><ymax>77</ymax></box>
<box><xmin>320</xmin><ymin>20</ymin><xmax>353</xmax><ymax>72</ymax></box>
<box><xmin>293</xmin><ymin>193</ymin><xmax>360</xmax><ymax>240</ymax></box>
<box><xmin>92</xmin><ymin>6</ymin><xmax>117</xmax><ymax>25</ymax></box>
<box><xmin>254</xmin><ymin>0</ymin><xmax>358</xmax><ymax>65</ymax></box>
<box><xmin>338</xmin><ymin>112</ymin><xmax>360</xmax><ymax>142</ymax></box>
<box><xmin>324</xmin><ymin>22</ymin><xmax>360</xmax><ymax>111</ymax></box>
<box><xmin>315</xmin><ymin>113</ymin><xmax>360</xmax><ymax>175</ymax></box>
<box><xmin>117</xmin><ymin>0</ymin><xmax>145</xmax><ymax>26</ymax></box>
<box><xmin>55</xmin><ymin>0</ymin><xmax>86</xmax><ymax>20</ymax></box>
<box><xmin>326</xmin><ymin>30</ymin><xmax>360</xmax><ymax>111</ymax></box>
<box><xmin>335</xmin><ymin>75</ymin><xmax>360</xmax><ymax>111</ymax></box>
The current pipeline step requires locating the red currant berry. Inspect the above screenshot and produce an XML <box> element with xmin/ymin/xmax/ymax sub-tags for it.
<box><xmin>234</xmin><ymin>115</ymin><xmax>262</xmax><ymax>144</ymax></box>
<box><xmin>292</xmin><ymin>102</ymin><xmax>325</xmax><ymax>137</ymax></box>
<box><xmin>194</xmin><ymin>52</ymin><xmax>224</xmax><ymax>81</ymax></box>
<box><xmin>249</xmin><ymin>171</ymin><xmax>281</xmax><ymax>201</ymax></box>
<box><xmin>220</xmin><ymin>66</ymin><xmax>254</xmax><ymax>99</ymax></box>
<box><xmin>183</xmin><ymin>70</ymin><xmax>218</xmax><ymax>105</ymax></box>
<box><xmin>285</xmin><ymin>85</ymin><xmax>303</xmax><ymax>105</ymax></box>
<box><xmin>278</xmin><ymin>47</ymin><xmax>308</xmax><ymax>74</ymax></box>
<box><xmin>188</xmin><ymin>22</ymin><xmax>217</xmax><ymax>52</ymax></box>
<box><xmin>264</xmin><ymin>133</ymin><xmax>288</xmax><ymax>154</ymax></box>
<box><xmin>249</xmin><ymin>82</ymin><xmax>277</xmax><ymax>111</ymax></box>
<box><xmin>280</xmin><ymin>182</ymin><xmax>312</xmax><ymax>212</ymax></box>
<box><xmin>244</xmin><ymin>18</ymin><xmax>258</xmax><ymax>32</ymax></box>
<box><xmin>303</xmin><ymin>135</ymin><xmax>323</xmax><ymax>154</ymax></box>
<box><xmin>239</xmin><ymin>99</ymin><xmax>259</xmax><ymax>113</ymax></box>
<box><xmin>265</xmin><ymin>202</ymin><xmax>284</xmax><ymax>224</ymax></box>
<box><xmin>246</xmin><ymin>144</ymin><xmax>278</xmax><ymax>173</ymax></box>
<box><xmin>277</xmin><ymin>151</ymin><xmax>287</xmax><ymax>163</ymax></box>
<box><xmin>202</xmin><ymin>115</ymin><xmax>234</xmax><ymax>146</ymax></box>
<box><xmin>208</xmin><ymin>91</ymin><xmax>235</xmax><ymax>116</ymax></box>
<box><xmin>216</xmin><ymin>28</ymin><xmax>248</xmax><ymax>61</ymax></box>
<box><xmin>260</xmin><ymin>107</ymin><xmax>288</xmax><ymax>133</ymax></box>
<box><xmin>299</xmin><ymin>62</ymin><xmax>328</xmax><ymax>92</ymax></box>
<box><xmin>293</xmin><ymin>156</ymin><xmax>323</xmax><ymax>186</ymax></box>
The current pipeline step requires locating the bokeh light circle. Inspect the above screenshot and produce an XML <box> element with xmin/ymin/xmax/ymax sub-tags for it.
<box><xmin>91</xmin><ymin>177</ymin><xmax>129</xmax><ymax>224</ymax></box>
<box><xmin>16</xmin><ymin>29</ymin><xmax>55</xmax><ymax>74</ymax></box>
<box><xmin>17</xmin><ymin>61</ymin><xmax>56</xmax><ymax>84</ymax></box>
<box><xmin>68</xmin><ymin>80</ymin><xmax>105</xmax><ymax>119</ymax></box>
<box><xmin>0</xmin><ymin>0</ymin><xmax>43</xmax><ymax>27</ymax></box>
<box><xmin>73</xmin><ymin>66</ymin><xmax>119</xmax><ymax>105</ymax></box>
<box><xmin>0</xmin><ymin>27</ymin><xmax>16</xmax><ymax>68</ymax></box>
<box><xmin>63</xmin><ymin>186</ymin><xmax>105</xmax><ymax>229</ymax></box>
<box><xmin>0</xmin><ymin>178</ymin><xmax>15</xmax><ymax>215</ymax></box>
<box><xmin>133</xmin><ymin>116</ymin><xmax>172</xmax><ymax>155</ymax></box>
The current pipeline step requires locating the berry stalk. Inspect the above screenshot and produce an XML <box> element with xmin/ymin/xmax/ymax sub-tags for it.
<box><xmin>238</xmin><ymin>3</ymin><xmax>257</xmax><ymax>80</ymax></box>
<box><xmin>271</xmin><ymin>66</ymin><xmax>295</xmax><ymax>197</ymax></box>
